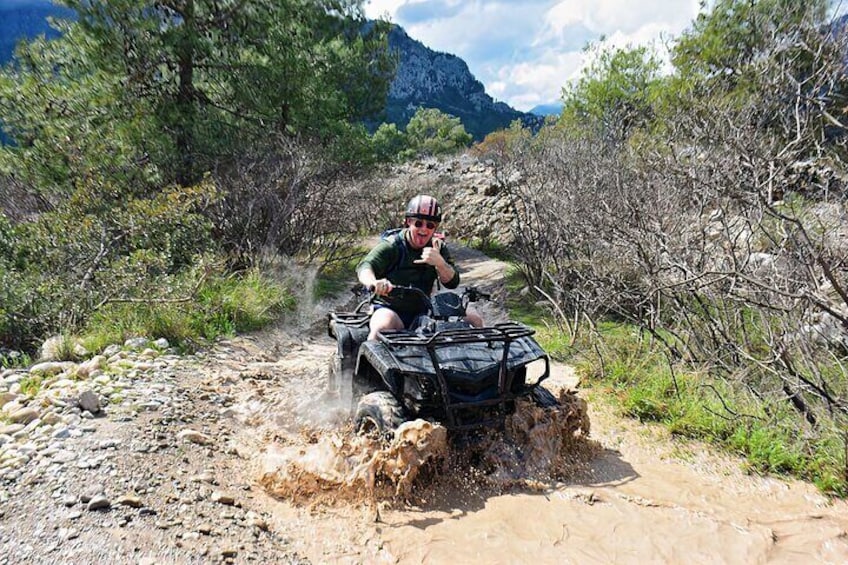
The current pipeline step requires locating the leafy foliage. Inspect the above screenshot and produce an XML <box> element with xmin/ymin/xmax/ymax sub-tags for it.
<box><xmin>471</xmin><ymin>120</ymin><xmax>533</xmax><ymax>165</ymax></box>
<box><xmin>403</xmin><ymin>107</ymin><xmax>472</xmax><ymax>157</ymax></box>
<box><xmin>560</xmin><ymin>44</ymin><xmax>663</xmax><ymax>141</ymax></box>
<box><xmin>0</xmin><ymin>1</ymin><xmax>394</xmax><ymax>353</ymax></box>
<box><xmin>370</xmin><ymin>122</ymin><xmax>408</xmax><ymax>162</ymax></box>
<box><xmin>497</xmin><ymin>0</ymin><xmax>848</xmax><ymax>493</ymax></box>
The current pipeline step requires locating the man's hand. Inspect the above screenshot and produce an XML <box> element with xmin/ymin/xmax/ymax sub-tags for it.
<box><xmin>372</xmin><ymin>279</ymin><xmax>393</xmax><ymax>296</ymax></box>
<box><xmin>414</xmin><ymin>238</ymin><xmax>446</xmax><ymax>268</ymax></box>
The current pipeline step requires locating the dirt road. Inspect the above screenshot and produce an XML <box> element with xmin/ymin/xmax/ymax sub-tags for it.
<box><xmin>2</xmin><ymin>245</ymin><xmax>847</xmax><ymax>564</ymax></box>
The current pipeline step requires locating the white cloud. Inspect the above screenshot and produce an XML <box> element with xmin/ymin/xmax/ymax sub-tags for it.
<box><xmin>543</xmin><ymin>0</ymin><xmax>698</xmax><ymax>37</ymax></box>
<box><xmin>363</xmin><ymin>0</ymin><xmax>406</xmax><ymax>20</ymax></box>
<box><xmin>492</xmin><ymin>49</ymin><xmax>586</xmax><ymax>110</ymax></box>
<box><xmin>364</xmin><ymin>0</ymin><xmax>705</xmax><ymax>111</ymax></box>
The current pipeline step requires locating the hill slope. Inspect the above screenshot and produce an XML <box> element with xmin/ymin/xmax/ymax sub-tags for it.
<box><xmin>385</xmin><ymin>25</ymin><xmax>542</xmax><ymax>139</ymax></box>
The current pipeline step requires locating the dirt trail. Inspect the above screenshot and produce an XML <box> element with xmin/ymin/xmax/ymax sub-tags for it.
<box><xmin>5</xmin><ymin>245</ymin><xmax>845</xmax><ymax>564</ymax></box>
<box><xmin>243</xmin><ymin>245</ymin><xmax>848</xmax><ymax>564</ymax></box>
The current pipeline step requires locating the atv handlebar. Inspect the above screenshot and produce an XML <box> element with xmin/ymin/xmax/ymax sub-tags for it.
<box><xmin>354</xmin><ymin>284</ymin><xmax>490</xmax><ymax>319</ymax></box>
<box><xmin>363</xmin><ymin>284</ymin><xmax>490</xmax><ymax>303</ymax></box>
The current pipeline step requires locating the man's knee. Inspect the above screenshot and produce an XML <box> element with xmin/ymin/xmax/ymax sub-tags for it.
<box><xmin>465</xmin><ymin>309</ymin><xmax>484</xmax><ymax>328</ymax></box>
<box><xmin>369</xmin><ymin>309</ymin><xmax>404</xmax><ymax>340</ymax></box>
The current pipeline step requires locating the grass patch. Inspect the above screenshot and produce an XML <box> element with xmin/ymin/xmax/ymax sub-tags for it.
<box><xmin>18</xmin><ymin>374</ymin><xmax>43</xmax><ymax>397</ymax></box>
<box><xmin>81</xmin><ymin>268</ymin><xmax>295</xmax><ymax>352</ymax></box>
<box><xmin>0</xmin><ymin>350</ymin><xmax>32</xmax><ymax>369</ymax></box>
<box><xmin>464</xmin><ymin>237</ymin><xmax>513</xmax><ymax>261</ymax></box>
<box><xmin>314</xmin><ymin>249</ymin><xmax>364</xmax><ymax>301</ymax></box>
<box><xmin>502</xmin><ymin>280</ymin><xmax>848</xmax><ymax>496</ymax></box>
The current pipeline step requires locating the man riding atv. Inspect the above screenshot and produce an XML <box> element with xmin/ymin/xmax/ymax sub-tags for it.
<box><xmin>357</xmin><ymin>194</ymin><xmax>482</xmax><ymax>340</ymax></box>
<box><xmin>329</xmin><ymin>195</ymin><xmax>569</xmax><ymax>434</ymax></box>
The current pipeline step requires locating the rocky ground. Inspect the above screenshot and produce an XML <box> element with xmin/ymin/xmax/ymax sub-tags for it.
<box><xmin>0</xmin><ymin>332</ymin><xmax>320</xmax><ymax>564</ymax></box>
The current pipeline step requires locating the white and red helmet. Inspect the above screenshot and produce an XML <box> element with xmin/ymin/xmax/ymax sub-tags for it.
<box><xmin>405</xmin><ymin>194</ymin><xmax>442</xmax><ymax>222</ymax></box>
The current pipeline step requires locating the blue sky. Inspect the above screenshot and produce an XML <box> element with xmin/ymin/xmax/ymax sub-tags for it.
<box><xmin>363</xmin><ymin>0</ymin><xmax>706</xmax><ymax>111</ymax></box>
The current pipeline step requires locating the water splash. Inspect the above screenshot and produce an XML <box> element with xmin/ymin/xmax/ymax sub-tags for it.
<box><xmin>257</xmin><ymin>388</ymin><xmax>594</xmax><ymax>505</ymax></box>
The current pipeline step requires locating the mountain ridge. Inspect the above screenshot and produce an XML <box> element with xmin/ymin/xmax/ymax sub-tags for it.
<box><xmin>383</xmin><ymin>25</ymin><xmax>542</xmax><ymax>139</ymax></box>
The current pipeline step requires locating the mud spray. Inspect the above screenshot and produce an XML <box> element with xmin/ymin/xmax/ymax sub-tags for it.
<box><xmin>258</xmin><ymin>388</ymin><xmax>594</xmax><ymax>506</ymax></box>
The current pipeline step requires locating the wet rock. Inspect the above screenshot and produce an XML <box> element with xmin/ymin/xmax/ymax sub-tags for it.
<box><xmin>86</xmin><ymin>495</ymin><xmax>111</xmax><ymax>511</ymax></box>
<box><xmin>9</xmin><ymin>406</ymin><xmax>40</xmax><ymax>425</ymax></box>
<box><xmin>177</xmin><ymin>429</ymin><xmax>211</xmax><ymax>445</ymax></box>
<box><xmin>77</xmin><ymin>390</ymin><xmax>101</xmax><ymax>414</ymax></box>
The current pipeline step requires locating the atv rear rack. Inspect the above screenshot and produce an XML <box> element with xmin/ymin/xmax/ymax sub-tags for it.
<box><xmin>328</xmin><ymin>311</ymin><xmax>370</xmax><ymax>331</ymax></box>
<box><xmin>378</xmin><ymin>322</ymin><xmax>548</xmax><ymax>431</ymax></box>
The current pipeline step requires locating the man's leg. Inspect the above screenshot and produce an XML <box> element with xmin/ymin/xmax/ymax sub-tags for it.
<box><xmin>464</xmin><ymin>307</ymin><xmax>484</xmax><ymax>328</ymax></box>
<box><xmin>369</xmin><ymin>308</ymin><xmax>404</xmax><ymax>340</ymax></box>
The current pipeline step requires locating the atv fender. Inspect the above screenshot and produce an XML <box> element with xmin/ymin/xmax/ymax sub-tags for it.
<box><xmin>355</xmin><ymin>340</ymin><xmax>402</xmax><ymax>396</ymax></box>
<box><xmin>329</xmin><ymin>322</ymin><xmax>368</xmax><ymax>406</ymax></box>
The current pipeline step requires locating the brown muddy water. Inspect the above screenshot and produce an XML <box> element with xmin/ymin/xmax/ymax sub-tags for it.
<box><xmin>221</xmin><ymin>340</ymin><xmax>848</xmax><ymax>564</ymax></box>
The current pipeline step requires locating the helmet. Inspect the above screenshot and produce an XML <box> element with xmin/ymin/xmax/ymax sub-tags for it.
<box><xmin>405</xmin><ymin>194</ymin><xmax>442</xmax><ymax>223</ymax></box>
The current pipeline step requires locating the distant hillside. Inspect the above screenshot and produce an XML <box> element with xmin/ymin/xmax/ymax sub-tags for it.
<box><xmin>0</xmin><ymin>0</ymin><xmax>73</xmax><ymax>62</ymax></box>
<box><xmin>385</xmin><ymin>25</ymin><xmax>542</xmax><ymax>140</ymax></box>
<box><xmin>529</xmin><ymin>102</ymin><xmax>564</xmax><ymax>117</ymax></box>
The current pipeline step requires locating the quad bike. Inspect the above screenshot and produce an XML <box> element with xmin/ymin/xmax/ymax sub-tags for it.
<box><xmin>327</xmin><ymin>285</ymin><xmax>560</xmax><ymax>436</ymax></box>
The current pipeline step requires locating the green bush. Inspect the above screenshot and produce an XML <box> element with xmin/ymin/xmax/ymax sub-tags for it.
<box><xmin>82</xmin><ymin>268</ymin><xmax>294</xmax><ymax>352</ymax></box>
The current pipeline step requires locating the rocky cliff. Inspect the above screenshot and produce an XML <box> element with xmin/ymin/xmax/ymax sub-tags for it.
<box><xmin>385</xmin><ymin>25</ymin><xmax>542</xmax><ymax>140</ymax></box>
<box><xmin>0</xmin><ymin>0</ymin><xmax>72</xmax><ymax>62</ymax></box>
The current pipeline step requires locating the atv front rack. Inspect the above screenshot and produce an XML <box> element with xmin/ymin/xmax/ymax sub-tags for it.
<box><xmin>378</xmin><ymin>322</ymin><xmax>548</xmax><ymax>431</ymax></box>
<box><xmin>377</xmin><ymin>322</ymin><xmax>535</xmax><ymax>347</ymax></box>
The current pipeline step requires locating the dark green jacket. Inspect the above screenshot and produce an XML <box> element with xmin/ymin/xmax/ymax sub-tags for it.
<box><xmin>357</xmin><ymin>229</ymin><xmax>460</xmax><ymax>314</ymax></box>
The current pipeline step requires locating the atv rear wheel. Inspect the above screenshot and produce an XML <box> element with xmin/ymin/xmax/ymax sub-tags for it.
<box><xmin>354</xmin><ymin>391</ymin><xmax>406</xmax><ymax>438</ymax></box>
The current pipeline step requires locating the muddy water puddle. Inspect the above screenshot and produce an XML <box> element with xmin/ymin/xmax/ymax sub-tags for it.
<box><xmin>221</xmin><ymin>339</ymin><xmax>848</xmax><ymax>564</ymax></box>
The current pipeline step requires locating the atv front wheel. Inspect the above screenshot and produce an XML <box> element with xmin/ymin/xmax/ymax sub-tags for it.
<box><xmin>354</xmin><ymin>391</ymin><xmax>406</xmax><ymax>438</ymax></box>
<box><xmin>530</xmin><ymin>386</ymin><xmax>559</xmax><ymax>408</ymax></box>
